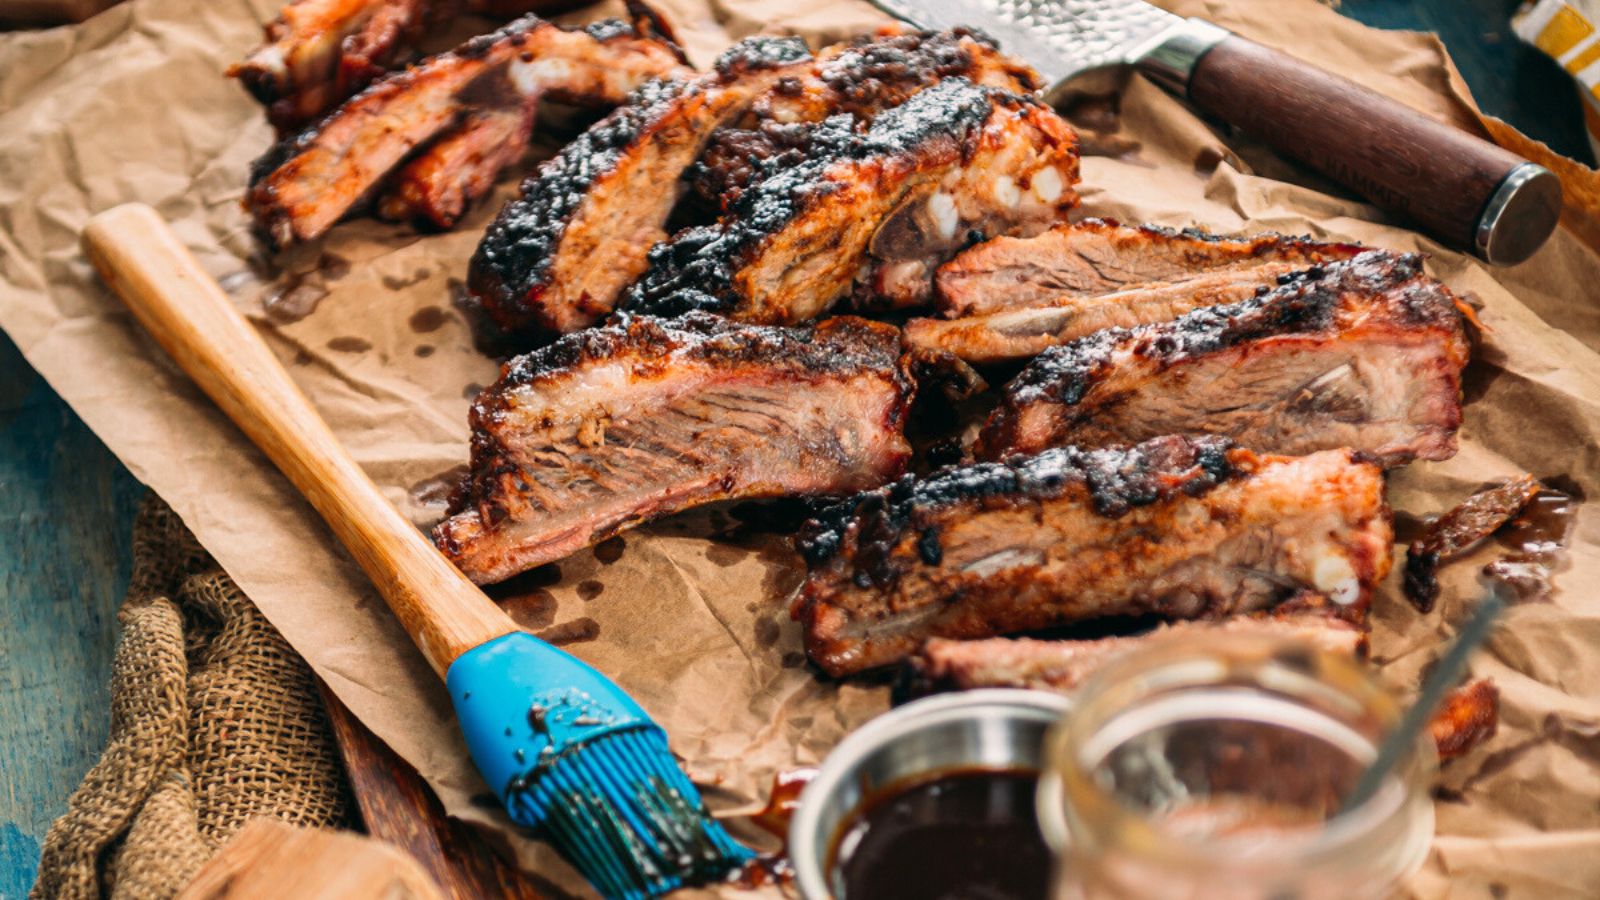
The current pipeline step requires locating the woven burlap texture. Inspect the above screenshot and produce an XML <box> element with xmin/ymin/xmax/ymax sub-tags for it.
<box><xmin>31</xmin><ymin>495</ymin><xmax>354</xmax><ymax>899</ymax></box>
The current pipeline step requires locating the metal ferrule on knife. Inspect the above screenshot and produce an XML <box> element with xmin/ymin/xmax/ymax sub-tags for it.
<box><xmin>1120</xmin><ymin>17</ymin><xmax>1229</xmax><ymax>97</ymax></box>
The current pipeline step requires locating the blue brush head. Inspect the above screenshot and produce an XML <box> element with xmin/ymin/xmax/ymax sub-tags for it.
<box><xmin>447</xmin><ymin>632</ymin><xmax>753</xmax><ymax>899</ymax></box>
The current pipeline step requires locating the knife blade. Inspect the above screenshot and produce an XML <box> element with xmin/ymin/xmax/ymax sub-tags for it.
<box><xmin>868</xmin><ymin>0</ymin><xmax>1562</xmax><ymax>266</ymax></box>
<box><xmin>870</xmin><ymin>0</ymin><xmax>1189</xmax><ymax>101</ymax></box>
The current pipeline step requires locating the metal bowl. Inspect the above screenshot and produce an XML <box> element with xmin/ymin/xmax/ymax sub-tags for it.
<box><xmin>788</xmin><ymin>689</ymin><xmax>1071</xmax><ymax>899</ymax></box>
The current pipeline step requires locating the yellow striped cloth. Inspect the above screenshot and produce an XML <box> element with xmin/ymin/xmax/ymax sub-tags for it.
<box><xmin>1515</xmin><ymin>0</ymin><xmax>1600</xmax><ymax>157</ymax></box>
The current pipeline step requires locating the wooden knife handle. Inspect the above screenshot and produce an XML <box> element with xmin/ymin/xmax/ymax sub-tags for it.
<box><xmin>1183</xmin><ymin>34</ymin><xmax>1561</xmax><ymax>265</ymax></box>
<box><xmin>83</xmin><ymin>204</ymin><xmax>517</xmax><ymax>677</ymax></box>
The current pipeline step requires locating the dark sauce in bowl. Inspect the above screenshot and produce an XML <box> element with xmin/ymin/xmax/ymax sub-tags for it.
<box><xmin>828</xmin><ymin>769</ymin><xmax>1050</xmax><ymax>900</ymax></box>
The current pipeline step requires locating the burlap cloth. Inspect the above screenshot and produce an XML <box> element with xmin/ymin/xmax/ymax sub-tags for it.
<box><xmin>30</xmin><ymin>494</ymin><xmax>354</xmax><ymax>900</ymax></box>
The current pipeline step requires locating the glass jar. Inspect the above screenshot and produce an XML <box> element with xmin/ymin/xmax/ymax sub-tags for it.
<box><xmin>1036</xmin><ymin>632</ymin><xmax>1435</xmax><ymax>900</ymax></box>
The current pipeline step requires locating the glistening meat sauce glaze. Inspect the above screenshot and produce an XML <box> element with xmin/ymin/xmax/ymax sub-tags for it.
<box><xmin>828</xmin><ymin>768</ymin><xmax>1051</xmax><ymax>900</ymax></box>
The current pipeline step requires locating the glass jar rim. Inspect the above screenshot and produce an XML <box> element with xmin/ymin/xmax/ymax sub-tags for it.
<box><xmin>1036</xmin><ymin>631</ymin><xmax>1436</xmax><ymax>874</ymax></box>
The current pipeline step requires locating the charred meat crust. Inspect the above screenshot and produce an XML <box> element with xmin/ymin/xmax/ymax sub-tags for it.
<box><xmin>758</xmin><ymin>25</ymin><xmax>1037</xmax><ymax>121</ymax></box>
<box><xmin>935</xmin><ymin>218</ymin><xmax>1366</xmax><ymax>318</ymax></box>
<box><xmin>246</xmin><ymin>16</ymin><xmax>688</xmax><ymax>248</ymax></box>
<box><xmin>231</xmin><ymin>0</ymin><xmax>608</xmax><ymax>130</ymax></box>
<box><xmin>1403</xmin><ymin>475</ymin><xmax>1542</xmax><ymax>612</ymax></box>
<box><xmin>481</xmin><ymin>311</ymin><xmax>911</xmax><ymax>402</ymax></box>
<box><xmin>436</xmin><ymin>312</ymin><xmax>917</xmax><ymax>583</ymax></box>
<box><xmin>621</xmin><ymin>78</ymin><xmax>1079</xmax><ymax>322</ymax></box>
<box><xmin>795</xmin><ymin>438</ymin><xmax>1393</xmax><ymax>675</ymax></box>
<box><xmin>797</xmin><ymin>434</ymin><xmax>1239</xmax><ymax>575</ymax></box>
<box><xmin>687</xmin><ymin>27</ymin><xmax>1039</xmax><ymax>214</ymax></box>
<box><xmin>468</xmin><ymin>36</ymin><xmax>814</xmax><ymax>335</ymax></box>
<box><xmin>976</xmin><ymin>250</ymin><xmax>1470</xmax><ymax>463</ymax></box>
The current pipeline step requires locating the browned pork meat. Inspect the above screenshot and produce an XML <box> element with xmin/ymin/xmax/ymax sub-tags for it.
<box><xmin>907</xmin><ymin>608</ymin><xmax>1367</xmax><ymax>694</ymax></box>
<box><xmin>434</xmin><ymin>313</ymin><xmax>915</xmax><ymax>584</ymax></box>
<box><xmin>376</xmin><ymin>100</ymin><xmax>538</xmax><ymax>229</ymax></box>
<box><xmin>909</xmin><ymin>623</ymin><xmax>1497</xmax><ymax>760</ymax></box>
<box><xmin>904</xmin><ymin>222</ymin><xmax>1365</xmax><ymax>364</ymax></box>
<box><xmin>230</xmin><ymin>0</ymin><xmax>596</xmax><ymax>131</ymax></box>
<box><xmin>905</xmin><ymin>266</ymin><xmax>1312</xmax><ymax>365</ymax></box>
<box><xmin>976</xmin><ymin>251</ymin><xmax>1470</xmax><ymax>467</ymax></box>
<box><xmin>794</xmin><ymin>435</ymin><xmax>1392</xmax><ymax>675</ymax></box>
<box><xmin>622</xmin><ymin>79</ymin><xmax>1080</xmax><ymax>324</ymax></box>
<box><xmin>934</xmin><ymin>219</ymin><xmax>1363</xmax><ymax>318</ymax></box>
<box><xmin>687</xmin><ymin>27</ymin><xmax>1039</xmax><ymax>215</ymax></box>
<box><xmin>1404</xmin><ymin>475</ymin><xmax>1542</xmax><ymax>613</ymax></box>
<box><xmin>1430</xmin><ymin>678</ymin><xmax>1500</xmax><ymax>760</ymax></box>
<box><xmin>246</xmin><ymin>16</ymin><xmax>690</xmax><ymax>248</ymax></box>
<box><xmin>468</xmin><ymin>37</ymin><xmax>815</xmax><ymax>336</ymax></box>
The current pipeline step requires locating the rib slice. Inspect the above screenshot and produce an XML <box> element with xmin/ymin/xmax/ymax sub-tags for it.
<box><xmin>687</xmin><ymin>27</ymin><xmax>1039</xmax><ymax>216</ymax></box>
<box><xmin>794</xmin><ymin>436</ymin><xmax>1392</xmax><ymax>675</ymax></box>
<box><xmin>246</xmin><ymin>16</ymin><xmax>690</xmax><ymax>248</ymax></box>
<box><xmin>376</xmin><ymin>100</ymin><xmax>538</xmax><ymax>229</ymax></box>
<box><xmin>935</xmin><ymin>219</ymin><xmax>1363</xmax><ymax>318</ymax></box>
<box><xmin>230</xmin><ymin>0</ymin><xmax>595</xmax><ymax>130</ymax></box>
<box><xmin>906</xmin><ymin>264</ymin><xmax>1317</xmax><ymax>364</ymax></box>
<box><xmin>468</xmin><ymin>37</ymin><xmax>815</xmax><ymax>336</ymax></box>
<box><xmin>908</xmin><ymin>608</ymin><xmax>1367</xmax><ymax>694</ymax></box>
<box><xmin>908</xmin><ymin>620</ymin><xmax>1497</xmax><ymax>760</ymax></box>
<box><xmin>622</xmin><ymin>78</ymin><xmax>1080</xmax><ymax>324</ymax></box>
<box><xmin>977</xmin><ymin>251</ymin><xmax>1470</xmax><ymax>467</ymax></box>
<box><xmin>435</xmin><ymin>313</ymin><xmax>915</xmax><ymax>584</ymax></box>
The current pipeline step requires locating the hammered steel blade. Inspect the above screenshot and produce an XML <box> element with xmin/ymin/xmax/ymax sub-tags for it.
<box><xmin>869</xmin><ymin>0</ymin><xmax>1181</xmax><ymax>86</ymax></box>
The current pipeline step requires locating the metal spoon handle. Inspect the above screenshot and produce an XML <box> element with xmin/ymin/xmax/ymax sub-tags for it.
<box><xmin>1341</xmin><ymin>589</ymin><xmax>1506</xmax><ymax>813</ymax></box>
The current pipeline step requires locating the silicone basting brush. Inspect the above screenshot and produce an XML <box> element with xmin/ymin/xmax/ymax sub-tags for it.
<box><xmin>84</xmin><ymin>204</ymin><xmax>752</xmax><ymax>898</ymax></box>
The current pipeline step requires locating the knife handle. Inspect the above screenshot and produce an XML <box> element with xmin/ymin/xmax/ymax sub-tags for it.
<box><xmin>1171</xmin><ymin>30</ymin><xmax>1560</xmax><ymax>266</ymax></box>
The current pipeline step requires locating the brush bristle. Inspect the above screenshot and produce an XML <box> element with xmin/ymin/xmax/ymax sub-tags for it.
<box><xmin>506</xmin><ymin>727</ymin><xmax>753</xmax><ymax>899</ymax></box>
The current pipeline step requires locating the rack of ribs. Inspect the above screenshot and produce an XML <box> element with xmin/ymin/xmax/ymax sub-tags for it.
<box><xmin>907</xmin><ymin>607</ymin><xmax>1368</xmax><ymax>695</ymax></box>
<box><xmin>621</xmin><ymin>78</ymin><xmax>1080</xmax><ymax>325</ymax></box>
<box><xmin>433</xmin><ymin>313</ymin><xmax>915</xmax><ymax>585</ymax></box>
<box><xmin>686</xmin><ymin>26</ymin><xmax>1040</xmax><ymax>217</ymax></box>
<box><xmin>976</xmin><ymin>251</ymin><xmax>1470</xmax><ymax>466</ymax></box>
<box><xmin>229</xmin><ymin>0</ymin><xmax>597</xmax><ymax>131</ymax></box>
<box><xmin>246</xmin><ymin>15</ymin><xmax>690</xmax><ymax>247</ymax></box>
<box><xmin>793</xmin><ymin>435</ymin><xmax>1392</xmax><ymax>676</ymax></box>
<box><xmin>907</xmin><ymin>615</ymin><xmax>1498</xmax><ymax>760</ymax></box>
<box><xmin>935</xmin><ymin>219</ymin><xmax>1364</xmax><ymax>318</ymax></box>
<box><xmin>467</xmin><ymin>36</ymin><xmax>816</xmax><ymax>336</ymax></box>
<box><xmin>904</xmin><ymin>220</ymin><xmax>1364</xmax><ymax>364</ymax></box>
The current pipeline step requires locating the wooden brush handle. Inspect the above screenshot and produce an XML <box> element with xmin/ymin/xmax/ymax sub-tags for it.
<box><xmin>84</xmin><ymin>204</ymin><xmax>516</xmax><ymax>677</ymax></box>
<box><xmin>1182</xmin><ymin>34</ymin><xmax>1561</xmax><ymax>266</ymax></box>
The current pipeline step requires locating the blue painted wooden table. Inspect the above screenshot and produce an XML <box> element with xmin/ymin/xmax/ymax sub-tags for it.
<box><xmin>0</xmin><ymin>0</ymin><xmax>1589</xmax><ymax>895</ymax></box>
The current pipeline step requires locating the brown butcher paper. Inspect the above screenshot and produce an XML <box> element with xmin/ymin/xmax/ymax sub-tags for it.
<box><xmin>3</xmin><ymin>0</ymin><xmax>1600</xmax><ymax>896</ymax></box>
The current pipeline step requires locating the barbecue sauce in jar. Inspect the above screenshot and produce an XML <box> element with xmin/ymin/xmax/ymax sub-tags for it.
<box><xmin>828</xmin><ymin>768</ymin><xmax>1050</xmax><ymax>900</ymax></box>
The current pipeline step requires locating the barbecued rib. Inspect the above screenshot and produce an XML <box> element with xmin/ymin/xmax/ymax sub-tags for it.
<box><xmin>687</xmin><ymin>27</ymin><xmax>1039</xmax><ymax>216</ymax></box>
<box><xmin>622</xmin><ymin>79</ymin><xmax>1080</xmax><ymax>324</ymax></box>
<box><xmin>230</xmin><ymin>0</ymin><xmax>596</xmax><ymax>130</ymax></box>
<box><xmin>908</xmin><ymin>623</ymin><xmax>1497</xmax><ymax>760</ymax></box>
<box><xmin>794</xmin><ymin>436</ymin><xmax>1392</xmax><ymax>675</ymax></box>
<box><xmin>936</xmin><ymin>219</ymin><xmax>1364</xmax><ymax>318</ymax></box>
<box><xmin>434</xmin><ymin>313</ymin><xmax>915</xmax><ymax>584</ymax></box>
<box><xmin>246</xmin><ymin>16</ymin><xmax>690</xmax><ymax>248</ymax></box>
<box><xmin>908</xmin><ymin>609</ymin><xmax>1367</xmax><ymax>695</ymax></box>
<box><xmin>468</xmin><ymin>37</ymin><xmax>815</xmax><ymax>336</ymax></box>
<box><xmin>906</xmin><ymin>263</ymin><xmax>1321</xmax><ymax>364</ymax></box>
<box><xmin>376</xmin><ymin>100</ymin><xmax>538</xmax><ymax>229</ymax></box>
<box><xmin>976</xmin><ymin>251</ymin><xmax>1470</xmax><ymax>467</ymax></box>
